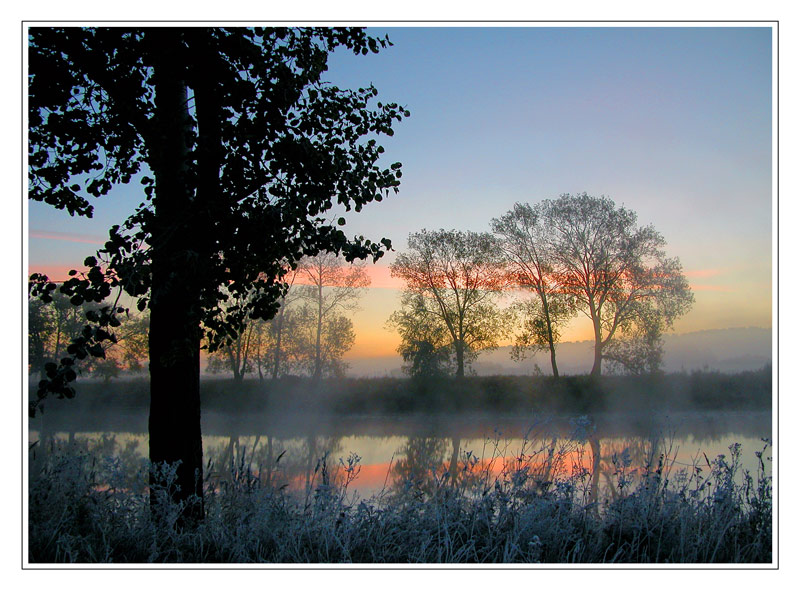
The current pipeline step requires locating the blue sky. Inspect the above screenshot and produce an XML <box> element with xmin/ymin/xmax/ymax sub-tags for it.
<box><xmin>27</xmin><ymin>25</ymin><xmax>774</xmax><ymax>353</ymax></box>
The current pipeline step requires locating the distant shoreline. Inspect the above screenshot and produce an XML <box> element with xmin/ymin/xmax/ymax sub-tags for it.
<box><xmin>30</xmin><ymin>366</ymin><xmax>772</xmax><ymax>426</ymax></box>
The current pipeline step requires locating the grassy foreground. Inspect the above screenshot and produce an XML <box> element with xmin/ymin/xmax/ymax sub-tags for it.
<box><xmin>28</xmin><ymin>434</ymin><xmax>772</xmax><ymax>564</ymax></box>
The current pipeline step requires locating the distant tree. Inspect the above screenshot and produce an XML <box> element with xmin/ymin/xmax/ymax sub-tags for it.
<box><xmin>204</xmin><ymin>271</ymin><xmax>304</xmax><ymax>380</ymax></box>
<box><xmin>204</xmin><ymin>288</ymin><xmax>260</xmax><ymax>382</ymax></box>
<box><xmin>28</xmin><ymin>291</ymin><xmax>102</xmax><ymax>379</ymax></box>
<box><xmin>249</xmin><ymin>320</ymin><xmax>271</xmax><ymax>380</ymax></box>
<box><xmin>287</xmin><ymin>307</ymin><xmax>356</xmax><ymax>378</ymax></box>
<box><xmin>387</xmin><ymin>291</ymin><xmax>453</xmax><ymax>378</ymax></box>
<box><xmin>492</xmin><ymin>202</ymin><xmax>576</xmax><ymax>377</ymax></box>
<box><xmin>28</xmin><ymin>27</ymin><xmax>407</xmax><ymax>516</ymax></box>
<box><xmin>296</xmin><ymin>252</ymin><xmax>369</xmax><ymax>380</ymax></box>
<box><xmin>89</xmin><ymin>357</ymin><xmax>122</xmax><ymax>383</ymax></box>
<box><xmin>389</xmin><ymin>229</ymin><xmax>508</xmax><ymax>377</ymax></box>
<box><xmin>545</xmin><ymin>193</ymin><xmax>694</xmax><ymax>376</ymax></box>
<box><xmin>28</xmin><ymin>296</ymin><xmax>54</xmax><ymax>378</ymax></box>
<box><xmin>602</xmin><ymin>316</ymin><xmax>664</xmax><ymax>376</ymax></box>
<box><xmin>49</xmin><ymin>291</ymin><xmax>92</xmax><ymax>365</ymax></box>
<box><xmin>206</xmin><ymin>321</ymin><xmax>256</xmax><ymax>382</ymax></box>
<box><xmin>116</xmin><ymin>311</ymin><xmax>150</xmax><ymax>373</ymax></box>
<box><xmin>266</xmin><ymin>266</ymin><xmax>304</xmax><ymax>379</ymax></box>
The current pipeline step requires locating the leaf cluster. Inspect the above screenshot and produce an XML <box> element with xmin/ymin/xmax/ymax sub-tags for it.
<box><xmin>28</xmin><ymin>27</ymin><xmax>408</xmax><ymax>406</ymax></box>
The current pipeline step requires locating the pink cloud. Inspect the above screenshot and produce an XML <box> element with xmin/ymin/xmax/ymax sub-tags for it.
<box><xmin>290</xmin><ymin>263</ymin><xmax>404</xmax><ymax>290</ymax></box>
<box><xmin>363</xmin><ymin>264</ymin><xmax>404</xmax><ymax>289</ymax></box>
<box><xmin>27</xmin><ymin>264</ymin><xmax>78</xmax><ymax>281</ymax></box>
<box><xmin>689</xmin><ymin>284</ymin><xmax>734</xmax><ymax>292</ymax></box>
<box><xmin>29</xmin><ymin>230</ymin><xmax>105</xmax><ymax>245</ymax></box>
<box><xmin>684</xmin><ymin>268</ymin><xmax>724</xmax><ymax>279</ymax></box>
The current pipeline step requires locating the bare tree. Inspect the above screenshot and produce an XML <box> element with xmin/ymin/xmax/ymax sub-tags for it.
<box><xmin>389</xmin><ymin>229</ymin><xmax>508</xmax><ymax>377</ymax></box>
<box><xmin>266</xmin><ymin>266</ymin><xmax>304</xmax><ymax>379</ymax></box>
<box><xmin>207</xmin><ymin>320</ymin><xmax>256</xmax><ymax>382</ymax></box>
<box><xmin>297</xmin><ymin>252</ymin><xmax>370</xmax><ymax>380</ymax></box>
<box><xmin>492</xmin><ymin>202</ymin><xmax>575</xmax><ymax>377</ymax></box>
<box><xmin>545</xmin><ymin>193</ymin><xmax>694</xmax><ymax>376</ymax></box>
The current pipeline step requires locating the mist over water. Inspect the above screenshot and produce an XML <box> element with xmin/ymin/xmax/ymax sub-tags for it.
<box><xmin>30</xmin><ymin>382</ymin><xmax>772</xmax><ymax>502</ymax></box>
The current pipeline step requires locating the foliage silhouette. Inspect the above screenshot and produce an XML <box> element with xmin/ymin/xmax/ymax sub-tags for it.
<box><xmin>295</xmin><ymin>252</ymin><xmax>370</xmax><ymax>379</ymax></box>
<box><xmin>28</xmin><ymin>27</ymin><xmax>408</xmax><ymax>516</ymax></box>
<box><xmin>544</xmin><ymin>193</ymin><xmax>694</xmax><ymax>377</ymax></box>
<box><xmin>389</xmin><ymin>229</ymin><xmax>508</xmax><ymax>377</ymax></box>
<box><xmin>492</xmin><ymin>202</ymin><xmax>576</xmax><ymax>378</ymax></box>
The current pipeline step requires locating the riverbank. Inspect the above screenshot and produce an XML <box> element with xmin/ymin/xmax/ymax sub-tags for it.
<box><xmin>32</xmin><ymin>366</ymin><xmax>772</xmax><ymax>419</ymax></box>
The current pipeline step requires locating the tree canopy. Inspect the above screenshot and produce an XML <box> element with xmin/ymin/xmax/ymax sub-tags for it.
<box><xmin>492</xmin><ymin>202</ymin><xmax>575</xmax><ymax>377</ymax></box>
<box><xmin>545</xmin><ymin>193</ymin><xmax>694</xmax><ymax>376</ymax></box>
<box><xmin>28</xmin><ymin>26</ymin><xmax>408</xmax><ymax>514</ymax></box>
<box><xmin>30</xmin><ymin>27</ymin><xmax>407</xmax><ymax>397</ymax></box>
<box><xmin>389</xmin><ymin>229</ymin><xmax>508</xmax><ymax>377</ymax></box>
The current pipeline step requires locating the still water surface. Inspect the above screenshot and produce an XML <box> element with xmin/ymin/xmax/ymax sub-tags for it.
<box><xmin>30</xmin><ymin>408</ymin><xmax>772</xmax><ymax>501</ymax></box>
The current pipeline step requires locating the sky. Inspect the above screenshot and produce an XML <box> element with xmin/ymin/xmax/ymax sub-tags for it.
<box><xmin>26</xmin><ymin>25</ymin><xmax>775</xmax><ymax>361</ymax></box>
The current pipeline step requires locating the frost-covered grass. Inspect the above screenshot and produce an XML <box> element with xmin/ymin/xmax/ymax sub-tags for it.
<box><xmin>28</xmin><ymin>434</ymin><xmax>772</xmax><ymax>564</ymax></box>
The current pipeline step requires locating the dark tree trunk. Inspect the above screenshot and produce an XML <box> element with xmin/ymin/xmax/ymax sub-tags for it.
<box><xmin>455</xmin><ymin>340</ymin><xmax>465</xmax><ymax>377</ymax></box>
<box><xmin>230</xmin><ymin>345</ymin><xmax>244</xmax><ymax>382</ymax></box>
<box><xmin>591</xmin><ymin>339</ymin><xmax>603</xmax><ymax>377</ymax></box>
<box><xmin>271</xmin><ymin>305</ymin><xmax>285</xmax><ymax>380</ymax></box>
<box><xmin>147</xmin><ymin>29</ymin><xmax>204</xmax><ymax>523</ymax></box>
<box><xmin>548</xmin><ymin>340</ymin><xmax>559</xmax><ymax>378</ymax></box>
<box><xmin>313</xmin><ymin>281</ymin><xmax>323</xmax><ymax>380</ymax></box>
<box><xmin>590</xmin><ymin>308</ymin><xmax>603</xmax><ymax>378</ymax></box>
<box><xmin>542</xmin><ymin>299</ymin><xmax>559</xmax><ymax>378</ymax></box>
<box><xmin>148</xmin><ymin>292</ymin><xmax>204</xmax><ymax>519</ymax></box>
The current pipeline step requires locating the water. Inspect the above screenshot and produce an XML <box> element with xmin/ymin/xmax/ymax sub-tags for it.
<box><xmin>29</xmin><ymin>407</ymin><xmax>772</xmax><ymax>502</ymax></box>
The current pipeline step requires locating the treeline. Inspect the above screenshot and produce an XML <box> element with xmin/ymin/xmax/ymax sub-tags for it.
<box><xmin>204</xmin><ymin>252</ymin><xmax>369</xmax><ymax>381</ymax></box>
<box><xmin>28</xmin><ymin>252</ymin><xmax>372</xmax><ymax>383</ymax></box>
<box><xmin>33</xmin><ymin>366</ymin><xmax>771</xmax><ymax>421</ymax></box>
<box><xmin>388</xmin><ymin>193</ymin><xmax>694</xmax><ymax>380</ymax></box>
<box><xmin>199</xmin><ymin>192</ymin><xmax>696</xmax><ymax>384</ymax></box>
<box><xmin>28</xmin><ymin>292</ymin><xmax>149</xmax><ymax>382</ymax></box>
<box><xmin>29</xmin><ymin>193</ymin><xmax>696</xmax><ymax>385</ymax></box>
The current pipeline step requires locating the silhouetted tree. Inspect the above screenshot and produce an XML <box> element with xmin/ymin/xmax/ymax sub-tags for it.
<box><xmin>267</xmin><ymin>266</ymin><xmax>304</xmax><ymax>379</ymax></box>
<box><xmin>116</xmin><ymin>311</ymin><xmax>150</xmax><ymax>373</ymax></box>
<box><xmin>28</xmin><ymin>27</ymin><xmax>407</xmax><ymax>517</ymax></box>
<box><xmin>387</xmin><ymin>291</ymin><xmax>453</xmax><ymax>378</ymax></box>
<box><xmin>296</xmin><ymin>252</ymin><xmax>369</xmax><ymax>379</ymax></box>
<box><xmin>28</xmin><ymin>296</ymin><xmax>53</xmax><ymax>379</ymax></box>
<box><xmin>545</xmin><ymin>193</ymin><xmax>694</xmax><ymax>376</ymax></box>
<box><xmin>287</xmin><ymin>303</ymin><xmax>356</xmax><ymax>378</ymax></box>
<box><xmin>492</xmin><ymin>202</ymin><xmax>576</xmax><ymax>377</ymax></box>
<box><xmin>389</xmin><ymin>229</ymin><xmax>508</xmax><ymax>377</ymax></box>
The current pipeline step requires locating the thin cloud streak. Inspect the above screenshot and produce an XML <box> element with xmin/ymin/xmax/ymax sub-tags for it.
<box><xmin>30</xmin><ymin>230</ymin><xmax>105</xmax><ymax>245</ymax></box>
<box><xmin>290</xmin><ymin>263</ymin><xmax>404</xmax><ymax>290</ymax></box>
<box><xmin>689</xmin><ymin>284</ymin><xmax>734</xmax><ymax>292</ymax></box>
<box><xmin>684</xmin><ymin>268</ymin><xmax>725</xmax><ymax>279</ymax></box>
<box><xmin>27</xmin><ymin>264</ymin><xmax>76</xmax><ymax>281</ymax></box>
